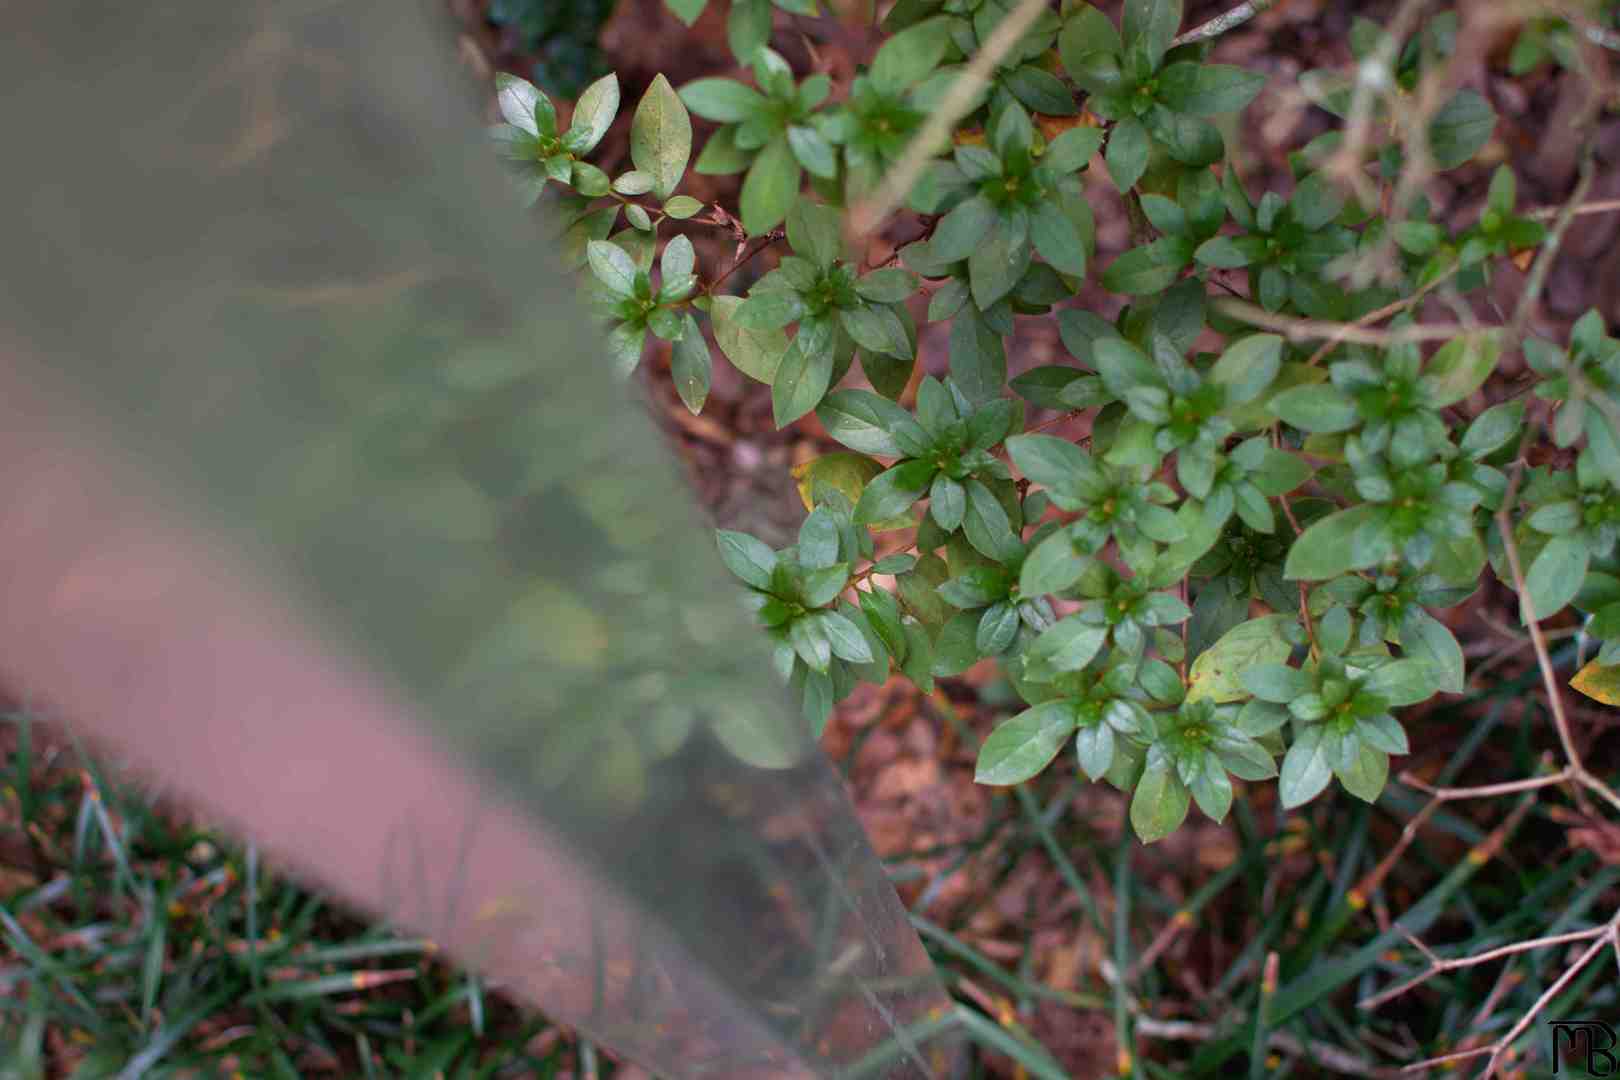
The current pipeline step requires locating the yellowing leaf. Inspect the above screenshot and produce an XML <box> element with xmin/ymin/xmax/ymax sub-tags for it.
<box><xmin>1571</xmin><ymin>660</ymin><xmax>1620</xmax><ymax>705</ymax></box>
<box><xmin>1187</xmin><ymin>614</ymin><xmax>1295</xmax><ymax>704</ymax></box>
<box><xmin>791</xmin><ymin>452</ymin><xmax>911</xmax><ymax>531</ymax></box>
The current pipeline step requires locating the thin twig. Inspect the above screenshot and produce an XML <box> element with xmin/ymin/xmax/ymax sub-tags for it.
<box><xmin>847</xmin><ymin>0</ymin><xmax>1048</xmax><ymax>239</ymax></box>
<box><xmin>1303</xmin><ymin>262</ymin><xmax>1461</xmax><ymax>366</ymax></box>
<box><xmin>1135</xmin><ymin>1016</ymin><xmax>1396</xmax><ymax>1078</ymax></box>
<box><xmin>1171</xmin><ymin>0</ymin><xmax>1281</xmax><ymax>47</ymax></box>
<box><xmin>1324</xmin><ymin>0</ymin><xmax>1432</xmax><ymax>210</ymax></box>
<box><xmin>1509</xmin><ymin>148</ymin><xmax>1597</xmax><ymax>341</ymax></box>
<box><xmin>707</xmin><ymin>228</ymin><xmax>785</xmax><ymax>293</ymax></box>
<box><xmin>1471</xmin><ymin>911</ymin><xmax>1620</xmax><ymax>1077</ymax></box>
<box><xmin>1359</xmin><ymin>922</ymin><xmax>1612</xmax><ymax>1010</ymax></box>
<box><xmin>1495</xmin><ymin>487</ymin><xmax>1594</xmax><ymax>817</ymax></box>
<box><xmin>1213</xmin><ymin>300</ymin><xmax>1470</xmax><ymax>345</ymax></box>
<box><xmin>1399</xmin><ymin>763</ymin><xmax>1572</xmax><ymax>803</ymax></box>
<box><xmin>1526</xmin><ymin>196</ymin><xmax>1620</xmax><ymax>220</ymax></box>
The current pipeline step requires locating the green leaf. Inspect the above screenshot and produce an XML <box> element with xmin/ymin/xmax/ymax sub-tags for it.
<box><xmin>1024</xmin><ymin>615</ymin><xmax>1107</xmax><ymax>676</ymax></box>
<box><xmin>976</xmin><ymin>702</ymin><xmax>1078</xmax><ymax>785</ymax></box>
<box><xmin>1421</xmin><ymin>331</ymin><xmax>1501</xmax><ymax>408</ymax></box>
<box><xmin>1428</xmin><ymin>89</ymin><xmax>1496</xmax><ymax>170</ymax></box>
<box><xmin>1060</xmin><ymin>4</ymin><xmax>1123</xmax><ymax>63</ymax></box>
<box><xmin>661</xmin><ymin>234</ymin><xmax>696</xmax><ymax>281</ymax></box>
<box><xmin>900</xmin><ymin>618</ymin><xmax>936</xmax><ymax>691</ymax></box>
<box><xmin>727</xmin><ymin>0</ymin><xmax>771</xmax><ymax>60</ymax></box>
<box><xmin>1278</xmin><ymin>724</ymin><xmax>1332</xmax><ymax>808</ymax></box>
<box><xmin>568</xmin><ymin>73</ymin><xmax>620</xmax><ymax>155</ymax></box>
<box><xmin>855</xmin><ymin>460</ymin><xmax>936</xmax><ymax>524</ymax></box>
<box><xmin>1186</xmin><ymin>614</ymin><xmax>1295</xmax><ymax>703</ymax></box>
<box><xmin>930</xmin><ymin>472</ymin><xmax>966</xmax><ymax>532</ymax></box>
<box><xmin>711</xmin><ymin>296</ymin><xmax>788</xmax><ymax>383</ymax></box>
<box><xmin>1362</xmin><ymin>659</ymin><xmax>1435</xmax><ymax>707</ymax></box>
<box><xmin>818</xmin><ymin>611</ymin><xmax>875</xmax><ymax>663</ymax></box>
<box><xmin>1031</xmin><ymin>199</ymin><xmax>1088</xmax><ymax>276</ymax></box>
<box><xmin>969</xmin><ymin>211</ymin><xmax>1032</xmax><ymax>310</ymax></box>
<box><xmin>665</xmin><ymin>0</ymin><xmax>708</xmax><ymax>26</ymax></box>
<box><xmin>1101</xmin><ymin>237</ymin><xmax>1189</xmax><ymax>295</ymax></box>
<box><xmin>870</xmin><ymin>17</ymin><xmax>950</xmax><ymax>93</ymax></box>
<box><xmin>614</xmin><ymin>170</ymin><xmax>655</xmax><ymax>196</ymax></box>
<box><xmin>977</xmin><ymin>601</ymin><xmax>1021</xmax><ymax>654</ymax></box>
<box><xmin>1269</xmin><ymin>383</ymin><xmax>1359</xmax><ymax>432</ymax></box>
<box><xmin>570</xmin><ymin>160</ymin><xmax>612</xmax><ymax>197</ymax></box>
<box><xmin>741</xmin><ymin>135</ymin><xmax>802</xmax><ymax>235</ymax></box>
<box><xmin>1523</xmin><ymin>533</ymin><xmax>1589</xmax><ymax>623</ymax></box>
<box><xmin>670</xmin><ymin>313</ymin><xmax>711</xmax><ymax>414</ymax></box>
<box><xmin>586</xmin><ymin>240</ymin><xmax>637</xmax><ymax>296</ymax></box>
<box><xmin>1155</xmin><ymin>62</ymin><xmax>1266</xmax><ymax>116</ymax></box>
<box><xmin>606</xmin><ymin>322</ymin><xmax>647</xmax><ymax>377</ymax></box>
<box><xmin>735</xmin><ymin>289</ymin><xmax>805</xmax><ymax>330</ymax></box>
<box><xmin>1240</xmin><ymin>663</ymin><xmax>1308</xmax><ymax>703</ymax></box>
<box><xmin>679</xmin><ymin>77</ymin><xmax>767</xmax><ymax>122</ymax></box>
<box><xmin>1335</xmin><ymin>739</ymin><xmax>1388</xmax><ymax>803</ymax></box>
<box><xmin>1194</xmin><ymin>234</ymin><xmax>1262</xmax><ymax>269</ymax></box>
<box><xmin>1006</xmin><ymin>434</ymin><xmax>1098</xmax><ymax>506</ymax></box>
<box><xmin>1283</xmin><ymin>504</ymin><xmax>1389</xmax><ymax>580</ymax></box>
<box><xmin>1459</xmin><ymin>400</ymin><xmax>1523</xmax><ymax>459</ymax></box>
<box><xmin>790</xmin><ymin>615</ymin><xmax>832</xmax><ymax>671</ymax></box>
<box><xmin>840</xmin><ymin>305</ymin><xmax>911</xmax><ymax>358</ymax></box>
<box><xmin>963</xmin><ymin>479</ymin><xmax>1023</xmax><ymax>563</ymax></box>
<box><xmin>1287</xmin><ymin>172</ymin><xmax>1343</xmax><ymax>230</ymax></box>
<box><xmin>1044</xmin><ymin>125</ymin><xmax>1105</xmax><ymax>173</ymax></box>
<box><xmin>801</xmin><ymin>563</ymin><xmax>850</xmax><ymax>607</ymax></box>
<box><xmin>1106</xmin><ymin>116</ymin><xmax>1150</xmax><ymax>193</ymax></box>
<box><xmin>1131</xmin><ymin>748</ymin><xmax>1191</xmax><ymax>843</ymax></box>
<box><xmin>854</xmin><ymin>268</ymin><xmax>919</xmax><ymax>304</ymax></box>
<box><xmin>496</xmin><ymin>73</ymin><xmax>547</xmax><ymax>136</ymax></box>
<box><xmin>792</xmin><ymin>452</ymin><xmax>911</xmax><ymax>530</ymax></box>
<box><xmin>716</xmin><ymin>529</ymin><xmax>778</xmax><ymax>588</ymax></box>
<box><xmin>772</xmin><ymin>318</ymin><xmax>836</xmax><ymax>426</ymax></box>
<box><xmin>931</xmin><ymin>195</ymin><xmax>997</xmax><ymax>263</ymax></box>
<box><xmin>799</xmin><ymin>506</ymin><xmax>840</xmax><ymax>568</ymax></box>
<box><xmin>631</xmin><ymin>74</ymin><xmax>693</xmax><ymax>200</ymax></box>
<box><xmin>1248</xmin><ymin>447</ymin><xmax>1312</xmax><ymax>496</ymax></box>
<box><xmin>1400</xmin><ymin>608</ymin><xmax>1465</xmax><ymax>694</ymax></box>
<box><xmin>663</xmin><ymin>194</ymin><xmax>704</xmax><ymax>219</ymax></box>
<box><xmin>1123</xmin><ymin>0</ymin><xmax>1183</xmax><ymax>68</ymax></box>
<box><xmin>1020</xmin><ymin>530</ymin><xmax>1089</xmax><ymax>596</ymax></box>
<box><xmin>1092</xmin><ymin>337</ymin><xmax>1161</xmax><ymax>396</ymax></box>
<box><xmin>1186</xmin><ymin>753</ymin><xmax>1234</xmax><ymax>822</ymax></box>
<box><xmin>899</xmin><ymin>553</ymin><xmax>952</xmax><ymax>628</ymax></box>
<box><xmin>817</xmin><ymin>389</ymin><xmax>931</xmax><ymax>458</ymax></box>
<box><xmin>1137</xmin><ymin>193</ymin><xmax>1186</xmax><ymax>236</ymax></box>
<box><xmin>1075</xmin><ymin>723</ymin><xmax>1116</xmax><ymax>781</ymax></box>
<box><xmin>1210</xmin><ymin>333</ymin><xmax>1283</xmax><ymax>406</ymax></box>
<box><xmin>787</xmin><ymin>124</ymin><xmax>838</xmax><ymax>179</ymax></box>
<box><xmin>948</xmin><ymin>306</ymin><xmax>1007</xmax><ymax>407</ymax></box>
<box><xmin>694</xmin><ymin>126</ymin><xmax>750</xmax><ymax>174</ymax></box>
<box><xmin>1005</xmin><ymin>64</ymin><xmax>1078</xmax><ymax>115</ymax></box>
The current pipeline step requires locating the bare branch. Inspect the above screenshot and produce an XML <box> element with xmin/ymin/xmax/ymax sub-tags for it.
<box><xmin>1171</xmin><ymin>0</ymin><xmax>1281</xmax><ymax>47</ymax></box>
<box><xmin>1359</xmin><ymin>922</ymin><xmax>1611</xmax><ymax>1010</ymax></box>
<box><xmin>847</xmin><ymin>0</ymin><xmax>1049</xmax><ymax>240</ymax></box>
<box><xmin>1212</xmin><ymin>300</ymin><xmax>1470</xmax><ymax>345</ymax></box>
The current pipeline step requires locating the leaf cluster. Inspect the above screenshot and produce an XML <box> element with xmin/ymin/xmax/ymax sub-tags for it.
<box><xmin>489</xmin><ymin>0</ymin><xmax>1619</xmax><ymax>843</ymax></box>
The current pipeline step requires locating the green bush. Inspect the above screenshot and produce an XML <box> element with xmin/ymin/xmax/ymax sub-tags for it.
<box><xmin>488</xmin><ymin>0</ymin><xmax>1617</xmax><ymax>843</ymax></box>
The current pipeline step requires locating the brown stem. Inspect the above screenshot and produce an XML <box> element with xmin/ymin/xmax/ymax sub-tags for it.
<box><xmin>707</xmin><ymin>228</ymin><xmax>785</xmax><ymax>294</ymax></box>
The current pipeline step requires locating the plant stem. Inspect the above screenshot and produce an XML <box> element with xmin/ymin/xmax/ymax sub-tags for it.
<box><xmin>1172</xmin><ymin>0</ymin><xmax>1280</xmax><ymax>47</ymax></box>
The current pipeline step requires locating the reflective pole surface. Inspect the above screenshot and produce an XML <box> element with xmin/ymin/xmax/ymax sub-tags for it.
<box><xmin>0</xmin><ymin>2</ymin><xmax>958</xmax><ymax>1075</ymax></box>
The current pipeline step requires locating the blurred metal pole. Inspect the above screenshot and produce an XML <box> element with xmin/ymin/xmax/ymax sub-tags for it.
<box><xmin>0</xmin><ymin>1</ymin><xmax>958</xmax><ymax>1075</ymax></box>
